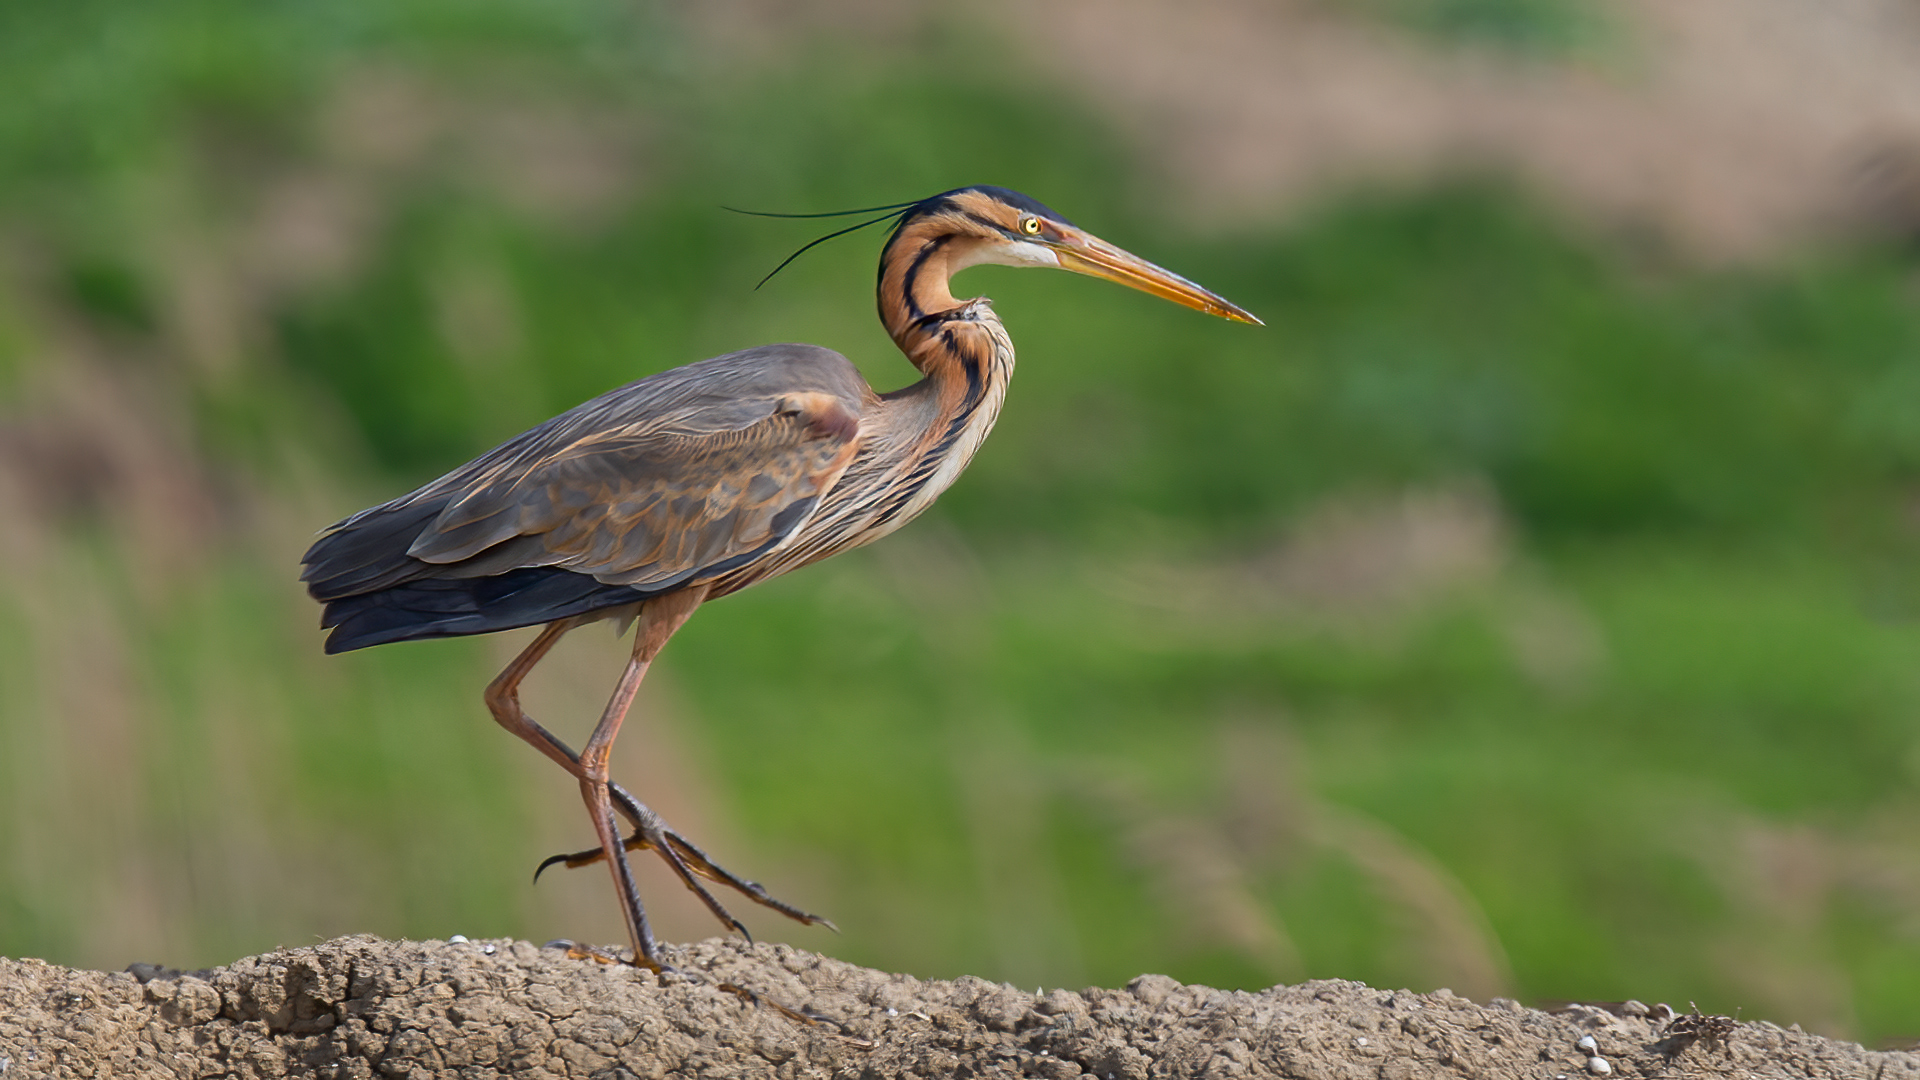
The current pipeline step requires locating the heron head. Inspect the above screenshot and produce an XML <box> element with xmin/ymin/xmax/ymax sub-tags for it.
<box><xmin>891</xmin><ymin>185</ymin><xmax>1261</xmax><ymax>325</ymax></box>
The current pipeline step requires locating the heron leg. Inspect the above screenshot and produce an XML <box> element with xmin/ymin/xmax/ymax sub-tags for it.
<box><xmin>485</xmin><ymin>617</ymin><xmax>710</xmax><ymax>846</ymax></box>
<box><xmin>484</xmin><ymin>618</ymin><xmax>589</xmax><ymax>773</ymax></box>
<box><xmin>482</xmin><ymin>596</ymin><xmax>830</xmax><ymax>966</ymax></box>
<box><xmin>571</xmin><ymin>587</ymin><xmax>709</xmax><ymax>970</ymax></box>
<box><xmin>481</xmin><ymin>614</ymin><xmax>671</xmax><ymax>963</ymax></box>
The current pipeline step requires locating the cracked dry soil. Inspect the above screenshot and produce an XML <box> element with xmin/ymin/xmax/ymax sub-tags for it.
<box><xmin>1</xmin><ymin>936</ymin><xmax>1912</xmax><ymax>1079</ymax></box>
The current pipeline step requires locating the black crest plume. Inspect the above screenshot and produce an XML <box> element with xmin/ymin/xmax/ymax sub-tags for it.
<box><xmin>726</xmin><ymin>199</ymin><xmax>924</xmax><ymax>289</ymax></box>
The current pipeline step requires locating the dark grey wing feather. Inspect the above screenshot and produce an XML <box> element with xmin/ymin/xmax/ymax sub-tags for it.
<box><xmin>303</xmin><ymin>344</ymin><xmax>868</xmax><ymax>650</ymax></box>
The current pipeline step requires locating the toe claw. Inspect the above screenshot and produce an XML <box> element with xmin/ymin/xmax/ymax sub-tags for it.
<box><xmin>532</xmin><ymin>852</ymin><xmax>574</xmax><ymax>883</ymax></box>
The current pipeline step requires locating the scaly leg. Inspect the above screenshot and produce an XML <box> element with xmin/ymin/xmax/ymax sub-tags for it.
<box><xmin>484</xmin><ymin>618</ymin><xmax>586</xmax><ymax>774</ymax></box>
<box><xmin>482</xmin><ymin>589</ymin><xmax>826</xmax><ymax>967</ymax></box>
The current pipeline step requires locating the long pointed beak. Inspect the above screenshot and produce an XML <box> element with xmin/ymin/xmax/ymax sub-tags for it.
<box><xmin>1049</xmin><ymin>229</ymin><xmax>1262</xmax><ymax>325</ymax></box>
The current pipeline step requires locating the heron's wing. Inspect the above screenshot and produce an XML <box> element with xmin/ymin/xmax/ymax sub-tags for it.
<box><xmin>302</xmin><ymin>344</ymin><xmax>868</xmax><ymax>598</ymax></box>
<box><xmin>410</xmin><ymin>389</ymin><xmax>861</xmax><ymax>588</ymax></box>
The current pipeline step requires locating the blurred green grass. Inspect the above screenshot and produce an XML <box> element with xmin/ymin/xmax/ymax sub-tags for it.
<box><xmin>3</xmin><ymin>0</ymin><xmax>1920</xmax><ymax>1046</ymax></box>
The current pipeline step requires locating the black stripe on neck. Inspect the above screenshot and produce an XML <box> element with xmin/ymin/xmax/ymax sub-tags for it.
<box><xmin>894</xmin><ymin>234</ymin><xmax>950</xmax><ymax>322</ymax></box>
<box><xmin>942</xmin><ymin>326</ymin><xmax>984</xmax><ymax>407</ymax></box>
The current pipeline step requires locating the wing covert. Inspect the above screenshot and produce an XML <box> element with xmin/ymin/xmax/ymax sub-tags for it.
<box><xmin>406</xmin><ymin>387</ymin><xmax>863</xmax><ymax>589</ymax></box>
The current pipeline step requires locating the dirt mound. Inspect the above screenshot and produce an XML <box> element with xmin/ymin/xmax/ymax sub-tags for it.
<box><xmin>1</xmin><ymin>936</ymin><xmax>1910</xmax><ymax>1078</ymax></box>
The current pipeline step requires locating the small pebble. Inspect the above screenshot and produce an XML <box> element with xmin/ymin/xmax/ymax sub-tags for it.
<box><xmin>1354</xmin><ymin>1037</ymin><xmax>1368</xmax><ymax>1047</ymax></box>
<box><xmin>481</xmin><ymin>944</ymin><xmax>496</xmax><ymax>955</ymax></box>
<box><xmin>1586</xmin><ymin>1055</ymin><xmax>1612</xmax><ymax>1076</ymax></box>
<box><xmin>887</xmin><ymin>1007</ymin><xmax>898</xmax><ymax>1017</ymax></box>
<box><xmin>448</xmin><ymin>934</ymin><xmax>468</xmax><ymax>944</ymax></box>
<box><xmin>1576</xmin><ymin>1035</ymin><xmax>1598</xmax><ymax>1053</ymax></box>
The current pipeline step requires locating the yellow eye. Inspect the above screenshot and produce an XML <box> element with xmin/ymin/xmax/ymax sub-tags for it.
<box><xmin>1020</xmin><ymin>216</ymin><xmax>1042</xmax><ymax>235</ymax></box>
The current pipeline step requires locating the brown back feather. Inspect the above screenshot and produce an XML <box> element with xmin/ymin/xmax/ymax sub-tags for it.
<box><xmin>303</xmin><ymin>344</ymin><xmax>869</xmax><ymax>602</ymax></box>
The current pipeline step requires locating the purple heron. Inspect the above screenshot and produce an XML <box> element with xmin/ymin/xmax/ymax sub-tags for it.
<box><xmin>301</xmin><ymin>185</ymin><xmax>1259</xmax><ymax>972</ymax></box>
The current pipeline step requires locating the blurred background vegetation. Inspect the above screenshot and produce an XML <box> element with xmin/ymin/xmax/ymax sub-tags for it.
<box><xmin>5</xmin><ymin>0</ymin><xmax>1920</xmax><ymax>1046</ymax></box>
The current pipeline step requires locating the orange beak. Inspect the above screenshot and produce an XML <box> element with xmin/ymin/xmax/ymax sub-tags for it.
<box><xmin>1047</xmin><ymin>227</ymin><xmax>1262</xmax><ymax>326</ymax></box>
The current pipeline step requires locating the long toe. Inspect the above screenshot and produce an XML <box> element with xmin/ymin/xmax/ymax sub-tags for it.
<box><xmin>542</xmin><ymin>940</ymin><xmax>631</xmax><ymax>966</ymax></box>
<box><xmin>662</xmin><ymin>830</ymin><xmax>836</xmax><ymax>929</ymax></box>
<box><xmin>545</xmin><ymin>791</ymin><xmax>834</xmax><ymax>935</ymax></box>
<box><xmin>531</xmin><ymin>832</ymin><xmax>655</xmax><ymax>882</ymax></box>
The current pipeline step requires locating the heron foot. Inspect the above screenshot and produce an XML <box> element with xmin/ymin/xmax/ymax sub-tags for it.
<box><xmin>534</xmin><ymin>782</ymin><xmax>836</xmax><ymax>938</ymax></box>
<box><xmin>543</xmin><ymin>938</ymin><xmax>654</xmax><ymax>968</ymax></box>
